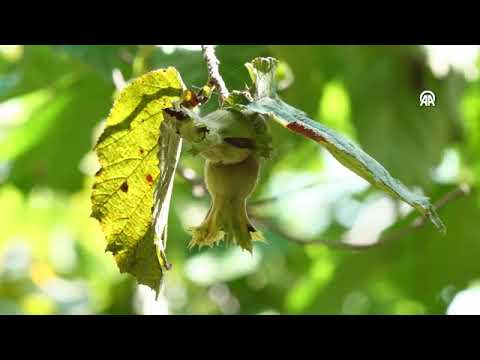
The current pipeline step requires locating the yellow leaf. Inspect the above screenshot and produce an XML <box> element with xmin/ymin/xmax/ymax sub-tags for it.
<box><xmin>91</xmin><ymin>67</ymin><xmax>185</xmax><ymax>293</ymax></box>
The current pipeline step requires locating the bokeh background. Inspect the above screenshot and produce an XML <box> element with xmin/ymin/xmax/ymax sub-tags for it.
<box><xmin>0</xmin><ymin>45</ymin><xmax>479</xmax><ymax>315</ymax></box>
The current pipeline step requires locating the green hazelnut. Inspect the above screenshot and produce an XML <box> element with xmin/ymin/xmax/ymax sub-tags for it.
<box><xmin>189</xmin><ymin>155</ymin><xmax>264</xmax><ymax>252</ymax></box>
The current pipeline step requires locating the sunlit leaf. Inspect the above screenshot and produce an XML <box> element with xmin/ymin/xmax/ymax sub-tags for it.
<box><xmin>5</xmin><ymin>72</ymin><xmax>112</xmax><ymax>192</ymax></box>
<box><xmin>0</xmin><ymin>46</ymin><xmax>79</xmax><ymax>102</ymax></box>
<box><xmin>91</xmin><ymin>67</ymin><xmax>185</xmax><ymax>294</ymax></box>
<box><xmin>0</xmin><ymin>87</ymin><xmax>68</xmax><ymax>162</ymax></box>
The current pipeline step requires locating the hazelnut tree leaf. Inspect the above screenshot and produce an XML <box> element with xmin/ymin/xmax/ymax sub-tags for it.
<box><xmin>91</xmin><ymin>67</ymin><xmax>185</xmax><ymax>294</ymax></box>
<box><xmin>233</xmin><ymin>57</ymin><xmax>446</xmax><ymax>234</ymax></box>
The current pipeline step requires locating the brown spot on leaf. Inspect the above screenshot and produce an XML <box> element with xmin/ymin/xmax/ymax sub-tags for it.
<box><xmin>286</xmin><ymin>122</ymin><xmax>326</xmax><ymax>143</ymax></box>
<box><xmin>120</xmin><ymin>181</ymin><xmax>129</xmax><ymax>193</ymax></box>
<box><xmin>146</xmin><ymin>174</ymin><xmax>153</xmax><ymax>185</ymax></box>
<box><xmin>139</xmin><ymin>148</ymin><xmax>144</xmax><ymax>155</ymax></box>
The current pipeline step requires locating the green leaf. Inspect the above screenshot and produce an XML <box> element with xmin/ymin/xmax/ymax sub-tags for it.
<box><xmin>268</xmin><ymin>45</ymin><xmax>339</xmax><ymax>116</ymax></box>
<box><xmin>0</xmin><ymin>88</ymin><xmax>61</xmax><ymax>161</ymax></box>
<box><xmin>91</xmin><ymin>67</ymin><xmax>185</xmax><ymax>294</ymax></box>
<box><xmin>234</xmin><ymin>57</ymin><xmax>445</xmax><ymax>234</ymax></box>
<box><xmin>55</xmin><ymin>45</ymin><xmax>137</xmax><ymax>81</ymax></box>
<box><xmin>4</xmin><ymin>72</ymin><xmax>112</xmax><ymax>193</ymax></box>
<box><xmin>245</xmin><ymin>57</ymin><xmax>279</xmax><ymax>99</ymax></box>
<box><xmin>341</xmin><ymin>46</ymin><xmax>463</xmax><ymax>187</ymax></box>
<box><xmin>268</xmin><ymin>46</ymin><xmax>463</xmax><ymax>187</ymax></box>
<box><xmin>0</xmin><ymin>46</ymin><xmax>79</xmax><ymax>102</ymax></box>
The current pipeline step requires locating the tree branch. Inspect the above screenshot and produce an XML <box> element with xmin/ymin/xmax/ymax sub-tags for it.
<box><xmin>252</xmin><ymin>184</ymin><xmax>471</xmax><ymax>250</ymax></box>
<box><xmin>201</xmin><ymin>45</ymin><xmax>230</xmax><ymax>103</ymax></box>
<box><xmin>178</xmin><ymin>159</ymin><xmax>471</xmax><ymax>249</ymax></box>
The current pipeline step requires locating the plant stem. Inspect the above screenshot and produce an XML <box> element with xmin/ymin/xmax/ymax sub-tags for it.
<box><xmin>251</xmin><ymin>183</ymin><xmax>471</xmax><ymax>250</ymax></box>
<box><xmin>201</xmin><ymin>45</ymin><xmax>230</xmax><ymax>103</ymax></box>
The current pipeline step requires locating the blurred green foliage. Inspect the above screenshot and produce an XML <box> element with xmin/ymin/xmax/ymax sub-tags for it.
<box><xmin>0</xmin><ymin>45</ymin><xmax>479</xmax><ymax>315</ymax></box>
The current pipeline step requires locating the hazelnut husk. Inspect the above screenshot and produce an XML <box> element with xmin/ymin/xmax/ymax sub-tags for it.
<box><xmin>189</xmin><ymin>154</ymin><xmax>264</xmax><ymax>252</ymax></box>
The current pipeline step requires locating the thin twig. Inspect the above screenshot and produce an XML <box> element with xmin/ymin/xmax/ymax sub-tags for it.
<box><xmin>201</xmin><ymin>45</ymin><xmax>230</xmax><ymax>103</ymax></box>
<box><xmin>252</xmin><ymin>184</ymin><xmax>471</xmax><ymax>250</ymax></box>
<box><xmin>371</xmin><ymin>183</ymin><xmax>471</xmax><ymax>246</ymax></box>
<box><xmin>178</xmin><ymin>160</ymin><xmax>471</xmax><ymax>249</ymax></box>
